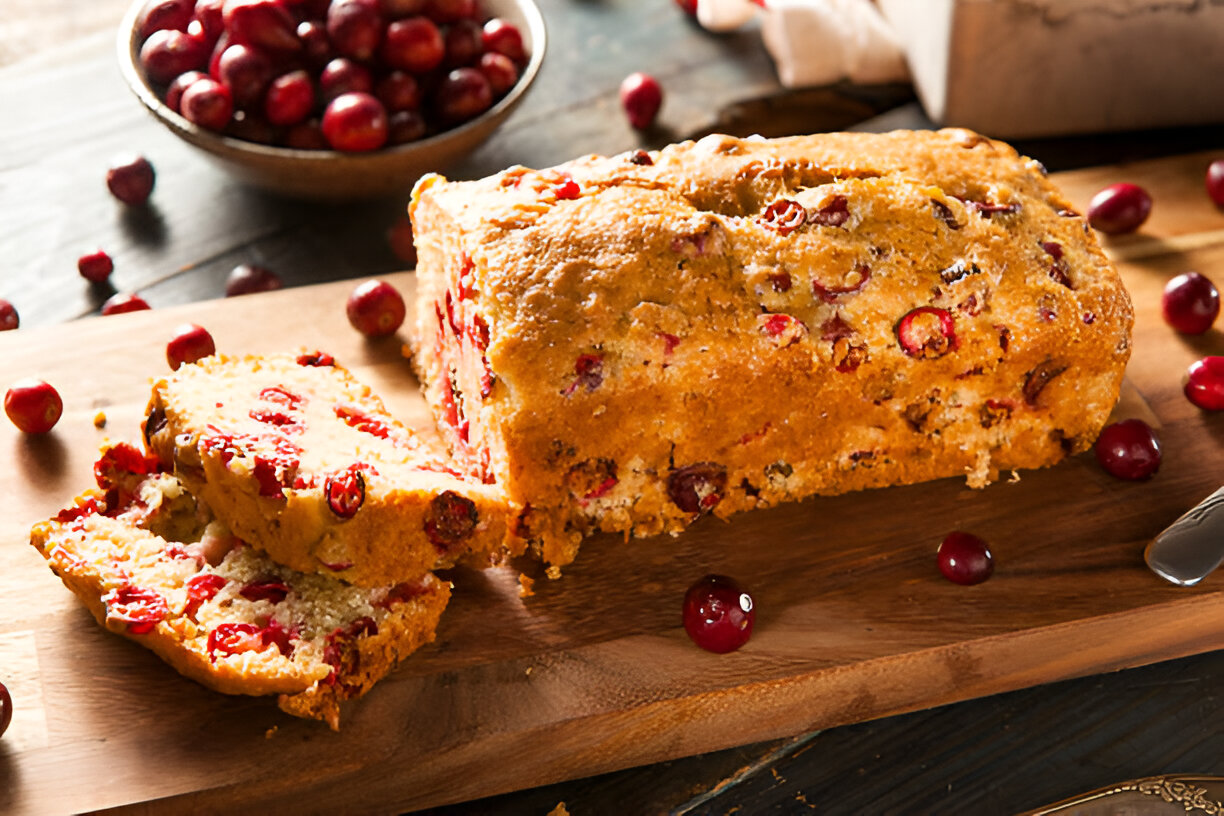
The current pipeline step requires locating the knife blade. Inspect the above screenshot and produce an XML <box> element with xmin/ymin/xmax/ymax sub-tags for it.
<box><xmin>1015</xmin><ymin>774</ymin><xmax>1224</xmax><ymax>815</ymax></box>
<box><xmin>1145</xmin><ymin>486</ymin><xmax>1224</xmax><ymax>586</ymax></box>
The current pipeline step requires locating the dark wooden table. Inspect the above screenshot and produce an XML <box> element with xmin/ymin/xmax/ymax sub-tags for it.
<box><xmin>4</xmin><ymin>3</ymin><xmax>1224</xmax><ymax>814</ymax></box>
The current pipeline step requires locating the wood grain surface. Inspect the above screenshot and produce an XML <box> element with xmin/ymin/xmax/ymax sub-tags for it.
<box><xmin>2</xmin><ymin>151</ymin><xmax>1224</xmax><ymax>814</ymax></box>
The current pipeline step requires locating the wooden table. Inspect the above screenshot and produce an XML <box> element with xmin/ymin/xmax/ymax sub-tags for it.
<box><xmin>3</xmin><ymin>3</ymin><xmax>1224</xmax><ymax>814</ymax></box>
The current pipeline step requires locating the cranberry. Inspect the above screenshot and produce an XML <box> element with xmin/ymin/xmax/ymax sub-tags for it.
<box><xmin>1087</xmin><ymin>182</ymin><xmax>1152</xmax><ymax>235</ymax></box>
<box><xmin>225</xmin><ymin>263</ymin><xmax>282</xmax><ymax>295</ymax></box>
<box><xmin>239</xmin><ymin>579</ymin><xmax>291</xmax><ymax>603</ymax></box>
<box><xmin>101</xmin><ymin>292</ymin><xmax>152</xmax><ymax>315</ymax></box>
<box><xmin>423</xmin><ymin>0</ymin><xmax>475</xmax><ymax>24</ymax></box>
<box><xmin>374</xmin><ymin>71</ymin><xmax>421</xmax><ymax>112</ymax></box>
<box><xmin>387</xmin><ymin>216</ymin><xmax>417</xmax><ymax>264</ymax></box>
<box><xmin>620</xmin><ymin>72</ymin><xmax>662</xmax><ymax>130</ymax></box>
<box><xmin>346</xmin><ymin>279</ymin><xmax>405</xmax><ymax>336</ymax></box>
<box><xmin>138</xmin><ymin>0</ymin><xmax>195</xmax><ymax>38</ymax></box>
<box><xmin>77</xmin><ymin>250</ymin><xmax>114</xmax><ymax>284</ymax></box>
<box><xmin>165</xmin><ymin>69</ymin><xmax>208</xmax><ymax>112</ymax></box>
<box><xmin>443</xmin><ymin>19</ymin><xmax>483</xmax><ymax>68</ymax></box>
<box><xmin>682</xmin><ymin>574</ymin><xmax>755</xmax><ymax>654</ymax></box>
<box><xmin>381</xmin><ymin>17</ymin><xmax>444</xmax><ymax>74</ymax></box>
<box><xmin>184</xmin><ymin>573</ymin><xmax>227</xmax><ymax>616</ymax></box>
<box><xmin>387</xmin><ymin>110</ymin><xmax>427</xmax><ymax>144</ymax></box>
<box><xmin>1162</xmin><ymin>271</ymin><xmax>1219</xmax><ymax>334</ymax></box>
<box><xmin>285</xmin><ymin>119</ymin><xmax>328</xmax><ymax>149</ymax></box>
<box><xmin>166</xmin><ymin>323</ymin><xmax>217</xmax><ymax>370</ymax></box>
<box><xmin>106</xmin><ymin>155</ymin><xmax>156</xmax><ymax>206</ymax></box>
<box><xmin>481</xmin><ymin>18</ymin><xmax>525</xmax><ymax>62</ymax></box>
<box><xmin>1094</xmin><ymin>419</ymin><xmax>1162</xmax><ymax>480</ymax></box>
<box><xmin>296</xmin><ymin>19</ymin><xmax>333</xmax><ymax>67</ymax></box>
<box><xmin>896</xmin><ymin>306</ymin><xmax>957</xmax><ymax>358</ymax></box>
<box><xmin>5</xmin><ymin>379</ymin><xmax>63</xmax><ymax>434</ymax></box>
<box><xmin>936</xmin><ymin>532</ymin><xmax>994</xmax><ymax>585</ymax></box>
<box><xmin>0</xmin><ymin>300</ymin><xmax>17</xmax><ymax>331</ymax></box>
<box><xmin>319</xmin><ymin>57</ymin><xmax>373</xmax><ymax>101</ymax></box>
<box><xmin>104</xmin><ymin>585</ymin><xmax>168</xmax><ymax>634</ymax></box>
<box><xmin>194</xmin><ymin>0</ymin><xmax>226</xmax><ymax>40</ymax></box>
<box><xmin>180</xmin><ymin>76</ymin><xmax>233</xmax><ymax>131</ymax></box>
<box><xmin>326</xmin><ymin>467</ymin><xmax>366</xmax><ymax>518</ymax></box>
<box><xmin>478</xmin><ymin>51</ymin><xmax>518</xmax><ymax>96</ymax></box>
<box><xmin>423</xmin><ymin>490</ymin><xmax>478</xmax><ymax>550</ymax></box>
<box><xmin>222</xmin><ymin>0</ymin><xmax>301</xmax><ymax>53</ymax></box>
<box><xmin>322</xmin><ymin>92</ymin><xmax>388</xmax><ymax>151</ymax></box>
<box><xmin>264</xmin><ymin>70</ymin><xmax>314</xmax><ymax>125</ymax></box>
<box><xmin>216</xmin><ymin>43</ymin><xmax>274</xmax><ymax>110</ymax></box>
<box><xmin>381</xmin><ymin>0</ymin><xmax>425</xmax><ymax>17</ymax></box>
<box><xmin>207</xmin><ymin>622</ymin><xmax>265</xmax><ymax>660</ymax></box>
<box><xmin>561</xmin><ymin>354</ymin><xmax>603</xmax><ymax>396</ymax></box>
<box><xmin>435</xmin><ymin>67</ymin><xmax>492</xmax><ymax>123</ymax></box>
<box><xmin>0</xmin><ymin>680</ymin><xmax>11</xmax><ymax>739</ymax></box>
<box><xmin>1185</xmin><ymin>356</ymin><xmax>1224</xmax><ymax>411</ymax></box>
<box><xmin>667</xmin><ymin>462</ymin><xmax>727</xmax><ymax>513</ymax></box>
<box><xmin>297</xmin><ymin>350</ymin><xmax>335</xmax><ymax>366</ymax></box>
<box><xmin>674</xmin><ymin>0</ymin><xmax>697</xmax><ymax>15</ymax></box>
<box><xmin>1207</xmin><ymin>160</ymin><xmax>1224</xmax><ymax>207</ymax></box>
<box><xmin>139</xmin><ymin>28</ymin><xmax>209</xmax><ymax>84</ymax></box>
<box><xmin>758</xmin><ymin>199</ymin><xmax>806</xmax><ymax>235</ymax></box>
<box><xmin>327</xmin><ymin>0</ymin><xmax>386</xmax><ymax>62</ymax></box>
<box><xmin>811</xmin><ymin>195</ymin><xmax>850</xmax><ymax>227</ymax></box>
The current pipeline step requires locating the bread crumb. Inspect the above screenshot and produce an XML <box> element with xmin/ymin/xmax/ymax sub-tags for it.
<box><xmin>525</xmin><ymin>666</ymin><xmax>533</xmax><ymax>676</ymax></box>
<box><xmin>518</xmin><ymin>573</ymin><xmax>535</xmax><ymax>597</ymax></box>
<box><xmin>545</xmin><ymin>565</ymin><xmax>562</xmax><ymax>581</ymax></box>
<box><xmin>265</xmin><ymin>726</ymin><xmax>278</xmax><ymax>739</ymax></box>
<box><xmin>1008</xmin><ymin>470</ymin><xmax>1021</xmax><ymax>483</ymax></box>
<box><xmin>93</xmin><ymin>411</ymin><xmax>107</xmax><ymax>428</ymax></box>
<box><xmin>546</xmin><ymin>803</ymin><xmax>569</xmax><ymax>816</ymax></box>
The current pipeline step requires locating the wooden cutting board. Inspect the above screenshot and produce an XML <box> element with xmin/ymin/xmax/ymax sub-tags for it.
<box><xmin>3</xmin><ymin>152</ymin><xmax>1224</xmax><ymax>815</ymax></box>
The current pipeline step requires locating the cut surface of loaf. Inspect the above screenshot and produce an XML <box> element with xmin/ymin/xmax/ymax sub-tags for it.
<box><xmin>29</xmin><ymin>443</ymin><xmax>450</xmax><ymax>729</ymax></box>
<box><xmin>409</xmin><ymin>129</ymin><xmax>1133</xmax><ymax>569</ymax></box>
<box><xmin>145</xmin><ymin>351</ymin><xmax>522</xmax><ymax>587</ymax></box>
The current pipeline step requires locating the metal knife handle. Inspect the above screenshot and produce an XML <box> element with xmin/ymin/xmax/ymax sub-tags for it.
<box><xmin>1016</xmin><ymin>774</ymin><xmax>1224</xmax><ymax>815</ymax></box>
<box><xmin>1146</xmin><ymin>486</ymin><xmax>1224</xmax><ymax>586</ymax></box>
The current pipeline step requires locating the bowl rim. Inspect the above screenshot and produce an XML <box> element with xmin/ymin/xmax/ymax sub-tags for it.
<box><xmin>116</xmin><ymin>0</ymin><xmax>547</xmax><ymax>163</ymax></box>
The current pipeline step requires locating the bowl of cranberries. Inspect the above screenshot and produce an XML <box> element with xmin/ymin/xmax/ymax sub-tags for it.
<box><xmin>118</xmin><ymin>0</ymin><xmax>545</xmax><ymax>200</ymax></box>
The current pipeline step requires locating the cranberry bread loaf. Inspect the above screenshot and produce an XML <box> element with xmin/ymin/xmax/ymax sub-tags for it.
<box><xmin>408</xmin><ymin>128</ymin><xmax>1133</xmax><ymax>569</ymax></box>
<box><xmin>29</xmin><ymin>443</ymin><xmax>450</xmax><ymax>729</ymax></box>
<box><xmin>144</xmin><ymin>352</ymin><xmax>521</xmax><ymax>587</ymax></box>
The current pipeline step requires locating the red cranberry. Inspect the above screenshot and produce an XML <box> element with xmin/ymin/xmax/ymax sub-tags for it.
<box><xmin>5</xmin><ymin>379</ymin><xmax>63</xmax><ymax>434</ymax></box>
<box><xmin>225</xmin><ymin>263</ymin><xmax>282</xmax><ymax>295</ymax></box>
<box><xmin>387</xmin><ymin>216</ymin><xmax>417</xmax><ymax>264</ymax></box>
<box><xmin>435</xmin><ymin>67</ymin><xmax>492</xmax><ymax>123</ymax></box>
<box><xmin>0</xmin><ymin>680</ymin><xmax>11</xmax><ymax>738</ymax></box>
<box><xmin>166</xmin><ymin>323</ymin><xmax>217</xmax><ymax>370</ymax></box>
<box><xmin>216</xmin><ymin>43</ymin><xmax>274</xmax><ymax>109</ymax></box>
<box><xmin>674</xmin><ymin>0</ymin><xmax>697</xmax><ymax>15</ymax></box>
<box><xmin>1162</xmin><ymin>271</ymin><xmax>1219</xmax><ymax>334</ymax></box>
<box><xmin>1207</xmin><ymin>160</ymin><xmax>1224</xmax><ymax>207</ymax></box>
<box><xmin>139</xmin><ymin>28</ymin><xmax>209</xmax><ymax>84</ymax></box>
<box><xmin>387</xmin><ymin>109</ymin><xmax>427</xmax><ymax>144</ymax></box>
<box><xmin>478</xmin><ymin>51</ymin><xmax>518</xmax><ymax>95</ymax></box>
<box><xmin>375</xmin><ymin>70</ymin><xmax>421</xmax><ymax>112</ymax></box>
<box><xmin>1087</xmin><ymin>182</ymin><xmax>1152</xmax><ymax>235</ymax></box>
<box><xmin>758</xmin><ymin>199</ymin><xmax>806</xmax><ymax>235</ymax></box>
<box><xmin>443</xmin><ymin>19</ymin><xmax>483</xmax><ymax>68</ymax></box>
<box><xmin>346</xmin><ymin>279</ymin><xmax>406</xmax><ymax>336</ymax></box>
<box><xmin>481</xmin><ymin>18</ymin><xmax>525</xmax><ymax>62</ymax></box>
<box><xmin>936</xmin><ymin>532</ymin><xmax>994</xmax><ymax>585</ymax></box>
<box><xmin>319</xmin><ymin>57</ymin><xmax>373</xmax><ymax>101</ymax></box>
<box><xmin>165</xmin><ymin>69</ymin><xmax>208</xmax><ymax>112</ymax></box>
<box><xmin>77</xmin><ymin>250</ymin><xmax>114</xmax><ymax>283</ymax></box>
<box><xmin>180</xmin><ymin>76</ymin><xmax>234</xmax><ymax>131</ymax></box>
<box><xmin>264</xmin><ymin>70</ymin><xmax>314</xmax><ymax>125</ymax></box>
<box><xmin>1185</xmin><ymin>356</ymin><xmax>1224</xmax><ymax>411</ymax></box>
<box><xmin>424</xmin><ymin>490</ymin><xmax>478</xmax><ymax>550</ymax></box>
<box><xmin>322</xmin><ymin>92</ymin><xmax>388</xmax><ymax>151</ymax></box>
<box><xmin>326</xmin><ymin>467</ymin><xmax>366</xmax><ymax>518</ymax></box>
<box><xmin>896</xmin><ymin>306</ymin><xmax>957</xmax><ymax>358</ymax></box>
<box><xmin>222</xmin><ymin>0</ymin><xmax>301</xmax><ymax>53</ymax></box>
<box><xmin>667</xmin><ymin>462</ymin><xmax>727</xmax><ymax>513</ymax></box>
<box><xmin>139</xmin><ymin>0</ymin><xmax>195</xmax><ymax>37</ymax></box>
<box><xmin>423</xmin><ymin>0</ymin><xmax>476</xmax><ymax>24</ymax></box>
<box><xmin>620</xmin><ymin>72</ymin><xmax>662</xmax><ymax>130</ymax></box>
<box><xmin>381</xmin><ymin>17</ymin><xmax>444</xmax><ymax>73</ymax></box>
<box><xmin>193</xmin><ymin>0</ymin><xmax>226</xmax><ymax>39</ymax></box>
<box><xmin>285</xmin><ymin>119</ymin><xmax>328</xmax><ymax>149</ymax></box>
<box><xmin>106</xmin><ymin>155</ymin><xmax>156</xmax><ymax>206</ymax></box>
<box><xmin>227</xmin><ymin>111</ymin><xmax>277</xmax><ymax>143</ymax></box>
<box><xmin>1094</xmin><ymin>419</ymin><xmax>1162</xmax><ymax>480</ymax></box>
<box><xmin>296</xmin><ymin>19</ymin><xmax>333</xmax><ymax>67</ymax></box>
<box><xmin>0</xmin><ymin>300</ymin><xmax>17</xmax><ymax>331</ymax></box>
<box><xmin>327</xmin><ymin>0</ymin><xmax>386</xmax><ymax>61</ymax></box>
<box><xmin>101</xmin><ymin>292</ymin><xmax>152</xmax><ymax>315</ymax></box>
<box><xmin>380</xmin><ymin>0</ymin><xmax>425</xmax><ymax>17</ymax></box>
<box><xmin>682</xmin><ymin>574</ymin><xmax>755</xmax><ymax>654</ymax></box>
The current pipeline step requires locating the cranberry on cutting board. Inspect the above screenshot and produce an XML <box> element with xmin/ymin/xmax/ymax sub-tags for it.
<box><xmin>683</xmin><ymin>574</ymin><xmax>755</xmax><ymax>653</ymax></box>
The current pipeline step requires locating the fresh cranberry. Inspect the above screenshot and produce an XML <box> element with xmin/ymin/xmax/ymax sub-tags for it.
<box><xmin>387</xmin><ymin>110</ymin><xmax>427</xmax><ymax>144</ymax></box>
<box><xmin>380</xmin><ymin>0</ymin><xmax>425</xmax><ymax>17</ymax></box>
<box><xmin>222</xmin><ymin>0</ymin><xmax>301</xmax><ymax>53</ymax></box>
<box><xmin>165</xmin><ymin>69</ymin><xmax>208</xmax><ymax>112</ymax></box>
<box><xmin>215</xmin><ymin>43</ymin><xmax>274</xmax><ymax>109</ymax></box>
<box><xmin>936</xmin><ymin>532</ymin><xmax>994</xmax><ymax>585</ymax></box>
<box><xmin>1207</xmin><ymin>160</ymin><xmax>1224</xmax><ymax>207</ymax></box>
<box><xmin>423</xmin><ymin>490</ymin><xmax>478</xmax><ymax>550</ymax></box>
<box><xmin>193</xmin><ymin>0</ymin><xmax>226</xmax><ymax>40</ymax></box>
<box><xmin>166</xmin><ymin>323</ymin><xmax>216</xmax><ymax>370</ymax></box>
<box><xmin>138</xmin><ymin>0</ymin><xmax>195</xmax><ymax>38</ymax></box>
<box><xmin>478</xmin><ymin>51</ymin><xmax>518</xmax><ymax>95</ymax></box>
<box><xmin>1162</xmin><ymin>271</ymin><xmax>1219</xmax><ymax>334</ymax></box>
<box><xmin>322</xmin><ymin>92</ymin><xmax>388</xmax><ymax>151</ymax></box>
<box><xmin>0</xmin><ymin>300</ymin><xmax>17</xmax><ymax>331</ymax></box>
<box><xmin>387</xmin><ymin>216</ymin><xmax>417</xmax><ymax>264</ymax></box>
<box><xmin>896</xmin><ymin>306</ymin><xmax>957</xmax><ymax>358</ymax></box>
<box><xmin>0</xmin><ymin>680</ymin><xmax>11</xmax><ymax>738</ymax></box>
<box><xmin>296</xmin><ymin>19</ymin><xmax>333</xmax><ymax>67</ymax></box>
<box><xmin>326</xmin><ymin>467</ymin><xmax>366</xmax><ymax>518</ymax></box>
<box><xmin>77</xmin><ymin>250</ymin><xmax>114</xmax><ymax>284</ymax></box>
<box><xmin>423</xmin><ymin>0</ymin><xmax>475</xmax><ymax>24</ymax></box>
<box><xmin>319</xmin><ymin>57</ymin><xmax>373</xmax><ymax>101</ymax></box>
<box><xmin>180</xmin><ymin>76</ymin><xmax>234</xmax><ymax>131</ymax></box>
<box><xmin>1185</xmin><ymin>356</ymin><xmax>1224</xmax><ymax>411</ymax></box>
<box><xmin>264</xmin><ymin>70</ymin><xmax>314</xmax><ymax>125</ymax></box>
<box><xmin>682</xmin><ymin>574</ymin><xmax>755</xmax><ymax>654</ymax></box>
<box><xmin>285</xmin><ymin>119</ymin><xmax>328</xmax><ymax>149</ymax></box>
<box><xmin>375</xmin><ymin>70</ymin><xmax>421</xmax><ymax>112</ymax></box>
<box><xmin>481</xmin><ymin>18</ymin><xmax>525</xmax><ymax>62</ymax></box>
<box><xmin>347</xmin><ymin>279</ymin><xmax>405</xmax><ymax>336</ymax></box>
<box><xmin>101</xmin><ymin>292</ymin><xmax>152</xmax><ymax>315</ymax></box>
<box><xmin>620</xmin><ymin>72</ymin><xmax>662</xmax><ymax>130</ymax></box>
<box><xmin>327</xmin><ymin>0</ymin><xmax>386</xmax><ymax>61</ymax></box>
<box><xmin>443</xmin><ymin>19</ymin><xmax>483</xmax><ymax>68</ymax></box>
<box><xmin>1094</xmin><ymin>419</ymin><xmax>1162</xmax><ymax>480</ymax></box>
<box><xmin>103</xmin><ymin>585</ymin><xmax>168</xmax><ymax>634</ymax></box>
<box><xmin>1087</xmin><ymin>182</ymin><xmax>1152</xmax><ymax>235</ymax></box>
<box><xmin>667</xmin><ymin>462</ymin><xmax>727</xmax><ymax>513</ymax></box>
<box><xmin>5</xmin><ymin>379</ymin><xmax>63</xmax><ymax>434</ymax></box>
<box><xmin>435</xmin><ymin>67</ymin><xmax>492</xmax><ymax>123</ymax></box>
<box><xmin>106</xmin><ymin>155</ymin><xmax>156</xmax><ymax>205</ymax></box>
<box><xmin>381</xmin><ymin>17</ymin><xmax>444</xmax><ymax>73</ymax></box>
<box><xmin>139</xmin><ymin>28</ymin><xmax>209</xmax><ymax>84</ymax></box>
<box><xmin>225</xmin><ymin>263</ymin><xmax>282</xmax><ymax>295</ymax></box>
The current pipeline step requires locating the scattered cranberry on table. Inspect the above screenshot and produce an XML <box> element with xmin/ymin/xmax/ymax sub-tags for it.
<box><xmin>0</xmin><ymin>299</ymin><xmax>17</xmax><ymax>331</ymax></box>
<box><xmin>1086</xmin><ymin>182</ymin><xmax>1151</xmax><ymax>235</ymax></box>
<box><xmin>1094</xmin><ymin>419</ymin><xmax>1162</xmax><ymax>481</ymax></box>
<box><xmin>620</xmin><ymin>71</ymin><xmax>663</xmax><ymax>130</ymax></box>
<box><xmin>0</xmin><ymin>679</ymin><xmax>11</xmax><ymax>739</ymax></box>
<box><xmin>936</xmin><ymin>532</ymin><xmax>994</xmax><ymax>586</ymax></box>
<box><xmin>1206</xmin><ymin>159</ymin><xmax>1224</xmax><ymax>207</ymax></box>
<box><xmin>166</xmin><ymin>323</ymin><xmax>217</xmax><ymax>370</ymax></box>
<box><xmin>224</xmin><ymin>263</ymin><xmax>283</xmax><ymax>296</ymax></box>
<box><xmin>347</xmin><ymin>279</ymin><xmax>406</xmax><ymax>337</ymax></box>
<box><xmin>101</xmin><ymin>292</ymin><xmax>152</xmax><ymax>315</ymax></box>
<box><xmin>77</xmin><ymin>250</ymin><xmax>115</xmax><ymax>284</ymax></box>
<box><xmin>1185</xmin><ymin>356</ymin><xmax>1224</xmax><ymax>411</ymax></box>
<box><xmin>683</xmin><ymin>574</ymin><xmax>755</xmax><ymax>654</ymax></box>
<box><xmin>5</xmin><ymin>378</ymin><xmax>64</xmax><ymax>434</ymax></box>
<box><xmin>1162</xmin><ymin>271</ymin><xmax>1219</xmax><ymax>335</ymax></box>
<box><xmin>106</xmin><ymin>155</ymin><xmax>155</xmax><ymax>206</ymax></box>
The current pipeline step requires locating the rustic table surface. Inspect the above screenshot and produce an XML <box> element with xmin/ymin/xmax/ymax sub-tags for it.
<box><xmin>4</xmin><ymin>2</ymin><xmax>1224</xmax><ymax>814</ymax></box>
